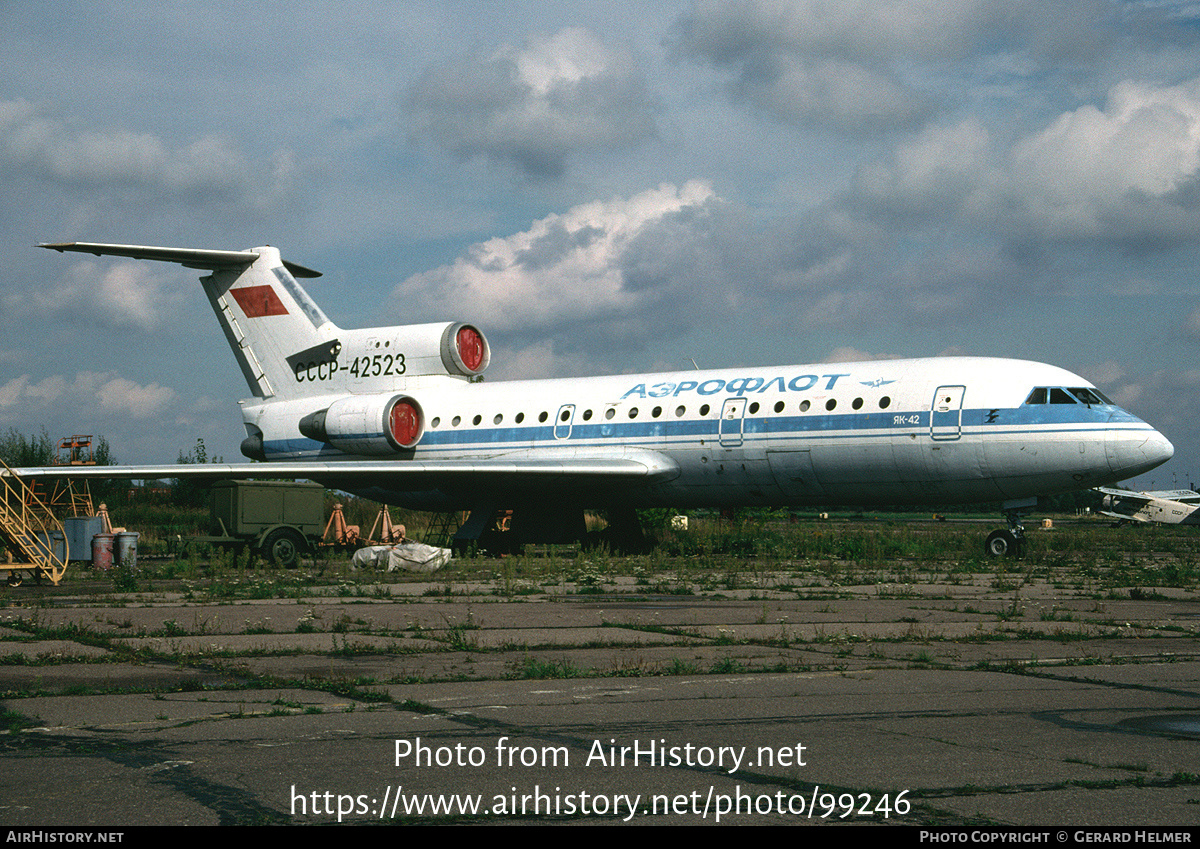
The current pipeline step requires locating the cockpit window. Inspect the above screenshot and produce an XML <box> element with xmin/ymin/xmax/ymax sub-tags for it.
<box><xmin>1027</xmin><ymin>386</ymin><xmax>1112</xmax><ymax>406</ymax></box>
<box><xmin>1069</xmin><ymin>387</ymin><xmax>1108</xmax><ymax>405</ymax></box>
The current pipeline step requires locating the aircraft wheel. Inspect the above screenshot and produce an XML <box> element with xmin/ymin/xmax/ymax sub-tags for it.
<box><xmin>984</xmin><ymin>529</ymin><xmax>1019</xmax><ymax>558</ymax></box>
<box><xmin>5</xmin><ymin>573</ymin><xmax>22</xmax><ymax>588</ymax></box>
<box><xmin>261</xmin><ymin>529</ymin><xmax>304</xmax><ymax>568</ymax></box>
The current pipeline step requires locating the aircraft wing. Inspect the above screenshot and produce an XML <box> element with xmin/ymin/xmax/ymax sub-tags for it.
<box><xmin>4</xmin><ymin>448</ymin><xmax>680</xmax><ymax>486</ymax></box>
<box><xmin>1140</xmin><ymin>489</ymin><xmax>1200</xmax><ymax>503</ymax></box>
<box><xmin>1094</xmin><ymin>486</ymin><xmax>1148</xmax><ymax>501</ymax></box>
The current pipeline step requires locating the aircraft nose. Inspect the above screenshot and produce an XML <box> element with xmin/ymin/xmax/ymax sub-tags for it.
<box><xmin>1106</xmin><ymin>427</ymin><xmax>1174</xmax><ymax>478</ymax></box>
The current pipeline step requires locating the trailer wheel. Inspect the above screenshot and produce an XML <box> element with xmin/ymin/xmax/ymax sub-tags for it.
<box><xmin>261</xmin><ymin>528</ymin><xmax>305</xmax><ymax>568</ymax></box>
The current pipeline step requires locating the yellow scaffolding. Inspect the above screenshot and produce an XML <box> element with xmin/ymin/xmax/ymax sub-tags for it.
<box><xmin>0</xmin><ymin>458</ymin><xmax>68</xmax><ymax>586</ymax></box>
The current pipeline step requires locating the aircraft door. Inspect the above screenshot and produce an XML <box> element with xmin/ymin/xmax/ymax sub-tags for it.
<box><xmin>930</xmin><ymin>385</ymin><xmax>965</xmax><ymax>441</ymax></box>
<box><xmin>554</xmin><ymin>404</ymin><xmax>575</xmax><ymax>440</ymax></box>
<box><xmin>719</xmin><ymin>398</ymin><xmax>747</xmax><ymax>447</ymax></box>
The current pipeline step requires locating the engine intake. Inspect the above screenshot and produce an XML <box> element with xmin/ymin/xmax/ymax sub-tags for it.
<box><xmin>441</xmin><ymin>322</ymin><xmax>489</xmax><ymax>377</ymax></box>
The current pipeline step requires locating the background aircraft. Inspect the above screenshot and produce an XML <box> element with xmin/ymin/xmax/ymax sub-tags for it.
<box><xmin>12</xmin><ymin>242</ymin><xmax>1175</xmax><ymax>556</ymax></box>
<box><xmin>1094</xmin><ymin>486</ymin><xmax>1200</xmax><ymax>526</ymax></box>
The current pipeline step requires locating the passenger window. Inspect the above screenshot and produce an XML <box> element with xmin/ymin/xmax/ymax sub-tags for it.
<box><xmin>652</xmin><ymin>406</ymin><xmax>662</xmax><ymax>418</ymax></box>
<box><xmin>538</xmin><ymin>411</ymin><xmax>548</xmax><ymax>423</ymax></box>
<box><xmin>582</xmin><ymin>409</ymin><xmax>593</xmax><ymax>421</ymax></box>
<box><xmin>825</xmin><ymin>399</ymin><xmax>837</xmax><ymax>411</ymax></box>
<box><xmin>472</xmin><ymin>415</ymin><xmax>482</xmax><ymax>425</ymax></box>
<box><xmin>515</xmin><ymin>412</ymin><xmax>525</xmax><ymax>424</ymax></box>
<box><xmin>560</xmin><ymin>409</ymin><xmax>570</xmax><ymax>422</ymax></box>
<box><xmin>799</xmin><ymin>400</ymin><xmax>811</xmax><ymax>412</ymax></box>
<box><xmin>629</xmin><ymin>408</ymin><xmax>638</xmax><ymax>418</ymax></box>
<box><xmin>452</xmin><ymin>416</ymin><xmax>461</xmax><ymax>426</ymax></box>
<box><xmin>852</xmin><ymin>398</ymin><xmax>863</xmax><ymax>410</ymax></box>
<box><xmin>605</xmin><ymin>408</ymin><xmax>615</xmax><ymax>420</ymax></box>
<box><xmin>700</xmin><ymin>404</ymin><xmax>710</xmax><ymax>416</ymax></box>
<box><xmin>493</xmin><ymin>414</ymin><xmax>502</xmax><ymax>425</ymax></box>
<box><xmin>675</xmin><ymin>406</ymin><xmax>685</xmax><ymax>417</ymax></box>
<box><xmin>431</xmin><ymin>417</ymin><xmax>440</xmax><ymax>428</ymax></box>
<box><xmin>879</xmin><ymin>396</ymin><xmax>891</xmax><ymax>409</ymax></box>
<box><xmin>1049</xmin><ymin>388</ymin><xmax>1076</xmax><ymax>404</ymax></box>
<box><xmin>748</xmin><ymin>402</ymin><xmax>759</xmax><ymax>414</ymax></box>
<box><xmin>1025</xmin><ymin>388</ymin><xmax>1047</xmax><ymax>405</ymax></box>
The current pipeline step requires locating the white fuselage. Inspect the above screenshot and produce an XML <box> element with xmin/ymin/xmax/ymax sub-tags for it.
<box><xmin>243</xmin><ymin>356</ymin><xmax>1172</xmax><ymax>511</ymax></box>
<box><xmin>33</xmin><ymin>242</ymin><xmax>1173</xmax><ymax>517</ymax></box>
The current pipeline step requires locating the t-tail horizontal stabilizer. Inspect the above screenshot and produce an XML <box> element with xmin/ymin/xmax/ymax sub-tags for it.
<box><xmin>38</xmin><ymin>242</ymin><xmax>322</xmax><ymax>278</ymax></box>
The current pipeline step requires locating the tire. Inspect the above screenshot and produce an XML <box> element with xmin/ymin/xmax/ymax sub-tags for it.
<box><xmin>260</xmin><ymin>528</ymin><xmax>305</xmax><ymax>568</ymax></box>
<box><xmin>985</xmin><ymin>529</ymin><xmax>1018</xmax><ymax>557</ymax></box>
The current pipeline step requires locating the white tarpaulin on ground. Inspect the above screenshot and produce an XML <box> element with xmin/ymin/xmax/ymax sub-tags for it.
<box><xmin>351</xmin><ymin>542</ymin><xmax>451</xmax><ymax>573</ymax></box>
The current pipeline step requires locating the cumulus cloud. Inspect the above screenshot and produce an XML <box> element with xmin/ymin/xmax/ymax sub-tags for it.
<box><xmin>1010</xmin><ymin>77</ymin><xmax>1200</xmax><ymax>240</ymax></box>
<box><xmin>397</xmin><ymin>174</ymin><xmax>1049</xmax><ymax>375</ymax></box>
<box><xmin>670</xmin><ymin>2</ymin><xmax>934</xmax><ymax>132</ymax></box>
<box><xmin>400</xmin><ymin>181</ymin><xmax>721</xmax><ymax>372</ymax></box>
<box><xmin>848</xmin><ymin>73</ymin><xmax>1200</xmax><ymax>251</ymax></box>
<box><xmin>1015</xmin><ymin>80</ymin><xmax>1200</xmax><ymax>198</ymax></box>
<box><xmin>8</xmin><ymin>259</ymin><xmax>180</xmax><ymax>332</ymax></box>
<box><xmin>403</xmin><ymin>180</ymin><xmax>717</xmax><ymax>326</ymax></box>
<box><xmin>96</xmin><ymin>376</ymin><xmax>176</xmax><ymax>419</ymax></box>
<box><xmin>669</xmin><ymin>0</ymin><xmax>1122</xmax><ymax>134</ymax></box>
<box><xmin>0</xmin><ymin>99</ymin><xmax>249</xmax><ymax>196</ymax></box>
<box><xmin>406</xmin><ymin>27</ymin><xmax>657</xmax><ymax>177</ymax></box>
<box><xmin>0</xmin><ymin>372</ymin><xmax>174</xmax><ymax>421</ymax></box>
<box><xmin>854</xmin><ymin>118</ymin><xmax>998</xmax><ymax>215</ymax></box>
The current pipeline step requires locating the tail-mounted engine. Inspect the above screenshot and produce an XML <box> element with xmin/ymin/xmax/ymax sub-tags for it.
<box><xmin>346</xmin><ymin>321</ymin><xmax>488</xmax><ymax>379</ymax></box>
<box><xmin>299</xmin><ymin>394</ymin><xmax>424</xmax><ymax>455</ymax></box>
<box><xmin>290</xmin><ymin>321</ymin><xmax>489</xmax><ymax>390</ymax></box>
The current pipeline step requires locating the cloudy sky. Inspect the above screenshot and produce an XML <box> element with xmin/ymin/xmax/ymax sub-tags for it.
<box><xmin>1</xmin><ymin>1</ymin><xmax>1199</xmax><ymax>489</ymax></box>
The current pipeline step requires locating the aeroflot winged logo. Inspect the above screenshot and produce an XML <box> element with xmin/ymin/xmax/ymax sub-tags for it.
<box><xmin>230</xmin><ymin>285</ymin><xmax>289</xmax><ymax>318</ymax></box>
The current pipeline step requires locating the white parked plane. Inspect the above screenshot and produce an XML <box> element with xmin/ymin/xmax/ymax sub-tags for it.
<box><xmin>17</xmin><ymin>242</ymin><xmax>1174</xmax><ymax>556</ymax></box>
<box><xmin>1094</xmin><ymin>487</ymin><xmax>1200</xmax><ymax>525</ymax></box>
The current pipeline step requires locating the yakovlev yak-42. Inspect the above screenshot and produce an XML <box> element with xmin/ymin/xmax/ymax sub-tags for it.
<box><xmin>18</xmin><ymin>242</ymin><xmax>1173</xmax><ymax>556</ymax></box>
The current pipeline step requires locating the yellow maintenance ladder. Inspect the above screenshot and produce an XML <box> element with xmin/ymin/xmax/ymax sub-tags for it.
<box><xmin>0</xmin><ymin>458</ymin><xmax>68</xmax><ymax>586</ymax></box>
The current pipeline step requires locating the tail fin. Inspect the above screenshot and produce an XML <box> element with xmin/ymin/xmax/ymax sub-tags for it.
<box><xmin>39</xmin><ymin>242</ymin><xmax>338</xmax><ymax>400</ymax></box>
<box><xmin>40</xmin><ymin>242</ymin><xmax>490</xmax><ymax>401</ymax></box>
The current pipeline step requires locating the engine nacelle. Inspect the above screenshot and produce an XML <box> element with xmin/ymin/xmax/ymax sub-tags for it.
<box><xmin>299</xmin><ymin>394</ymin><xmax>424</xmax><ymax>455</ymax></box>
<box><xmin>374</xmin><ymin>321</ymin><xmax>489</xmax><ymax>378</ymax></box>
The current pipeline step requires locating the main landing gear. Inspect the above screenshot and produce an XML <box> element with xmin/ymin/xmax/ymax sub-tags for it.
<box><xmin>984</xmin><ymin>507</ymin><xmax>1028</xmax><ymax>558</ymax></box>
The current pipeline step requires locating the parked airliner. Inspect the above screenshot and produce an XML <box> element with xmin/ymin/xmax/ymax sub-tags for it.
<box><xmin>19</xmin><ymin>242</ymin><xmax>1174</xmax><ymax>556</ymax></box>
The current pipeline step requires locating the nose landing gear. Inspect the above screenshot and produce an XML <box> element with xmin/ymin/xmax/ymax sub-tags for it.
<box><xmin>984</xmin><ymin>507</ymin><xmax>1028</xmax><ymax>557</ymax></box>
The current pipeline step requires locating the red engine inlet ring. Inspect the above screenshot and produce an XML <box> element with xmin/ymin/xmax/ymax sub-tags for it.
<box><xmin>456</xmin><ymin>325</ymin><xmax>485</xmax><ymax>373</ymax></box>
<box><xmin>388</xmin><ymin>398</ymin><xmax>422</xmax><ymax>448</ymax></box>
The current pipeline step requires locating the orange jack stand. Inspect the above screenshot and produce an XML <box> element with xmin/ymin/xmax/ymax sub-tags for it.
<box><xmin>322</xmin><ymin>504</ymin><xmax>360</xmax><ymax>546</ymax></box>
<box><xmin>368</xmin><ymin>507</ymin><xmax>405</xmax><ymax>544</ymax></box>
